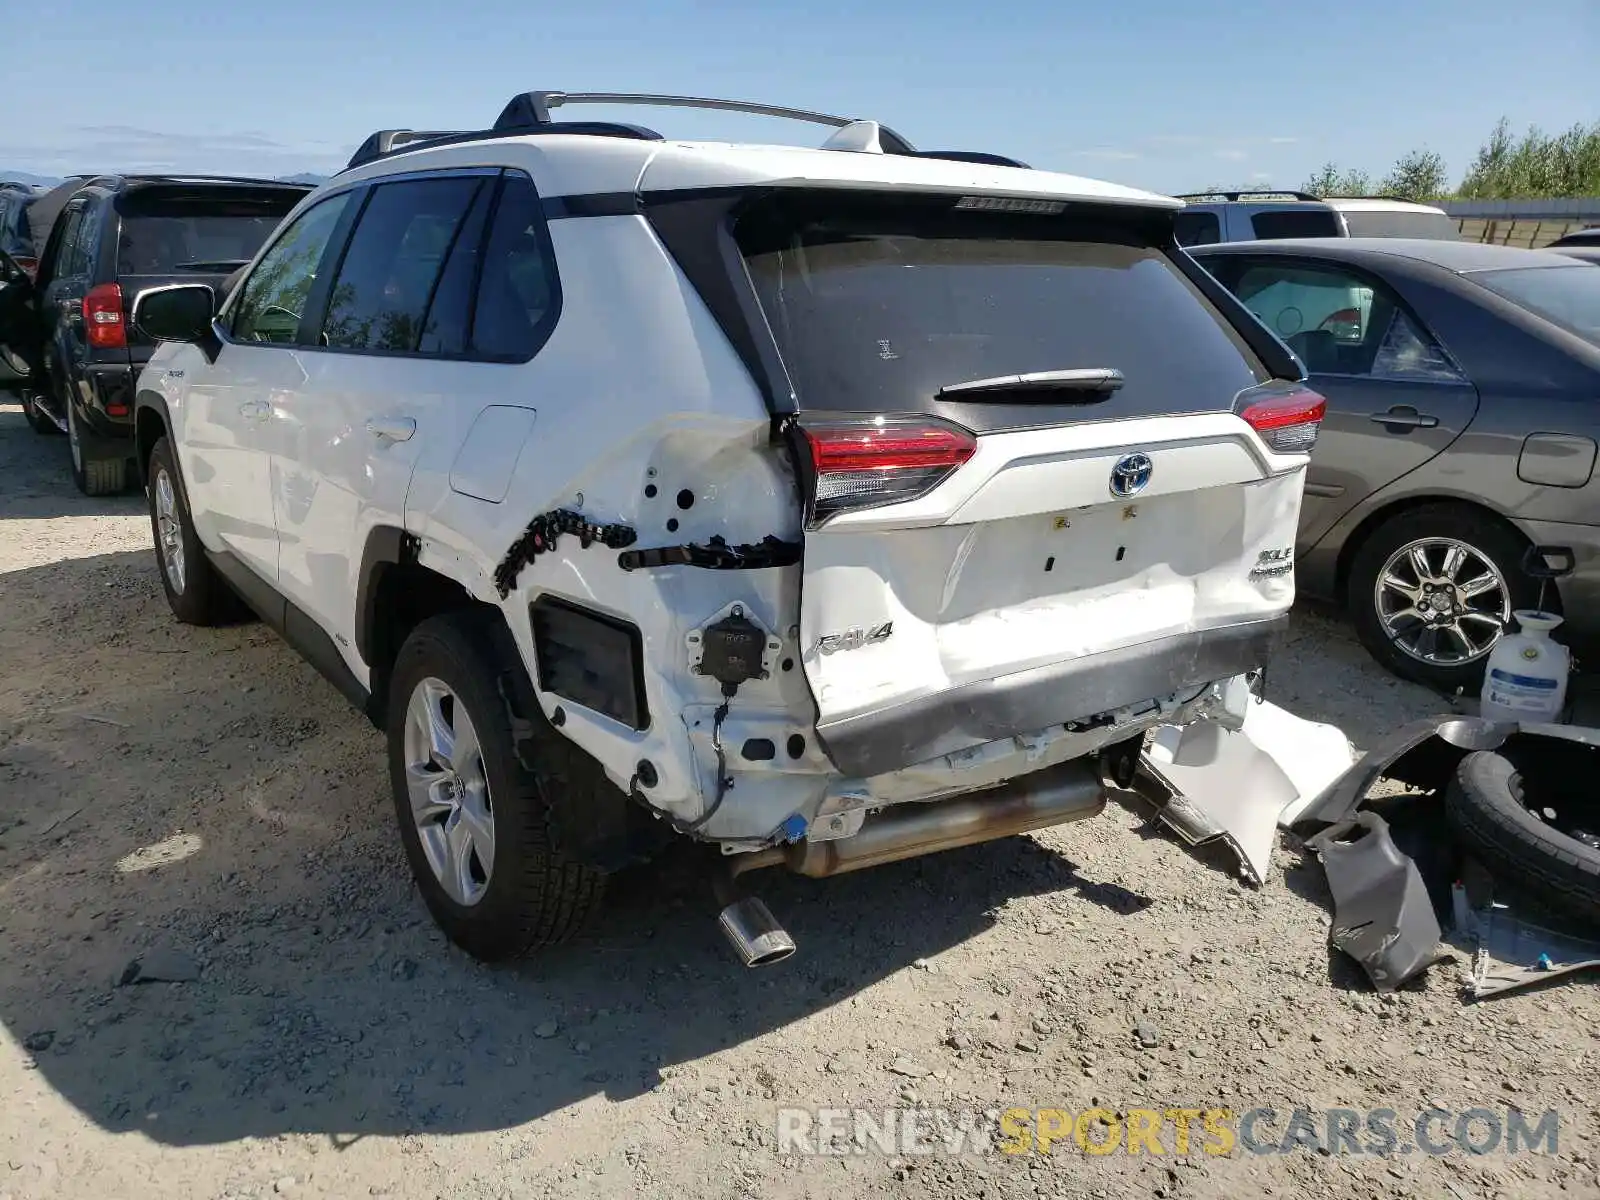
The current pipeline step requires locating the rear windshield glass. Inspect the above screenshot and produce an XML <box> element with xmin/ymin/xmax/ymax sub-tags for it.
<box><xmin>115</xmin><ymin>191</ymin><xmax>303</xmax><ymax>275</ymax></box>
<box><xmin>1250</xmin><ymin>209</ymin><xmax>1342</xmax><ymax>240</ymax></box>
<box><xmin>1338</xmin><ymin>209</ymin><xmax>1459</xmax><ymax>240</ymax></box>
<box><xmin>1472</xmin><ymin>265</ymin><xmax>1600</xmax><ymax>344</ymax></box>
<box><xmin>736</xmin><ymin>194</ymin><xmax>1267</xmax><ymax>417</ymax></box>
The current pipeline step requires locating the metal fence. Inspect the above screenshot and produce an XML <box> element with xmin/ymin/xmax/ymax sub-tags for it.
<box><xmin>1441</xmin><ymin>198</ymin><xmax>1600</xmax><ymax>247</ymax></box>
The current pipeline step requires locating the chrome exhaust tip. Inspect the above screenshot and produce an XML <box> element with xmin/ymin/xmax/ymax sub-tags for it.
<box><xmin>716</xmin><ymin>896</ymin><xmax>797</xmax><ymax>967</ymax></box>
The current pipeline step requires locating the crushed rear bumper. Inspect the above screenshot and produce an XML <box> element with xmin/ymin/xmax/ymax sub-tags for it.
<box><xmin>814</xmin><ymin>614</ymin><xmax>1288</xmax><ymax>778</ymax></box>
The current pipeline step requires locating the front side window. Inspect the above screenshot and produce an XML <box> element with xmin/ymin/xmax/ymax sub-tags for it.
<box><xmin>1233</xmin><ymin>261</ymin><xmax>1462</xmax><ymax>381</ymax></box>
<box><xmin>319</xmin><ymin>176</ymin><xmax>485</xmax><ymax>353</ymax></box>
<box><xmin>231</xmin><ymin>193</ymin><xmax>351</xmax><ymax>345</ymax></box>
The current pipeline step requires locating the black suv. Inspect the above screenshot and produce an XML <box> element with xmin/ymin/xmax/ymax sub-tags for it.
<box><xmin>4</xmin><ymin>174</ymin><xmax>311</xmax><ymax>493</ymax></box>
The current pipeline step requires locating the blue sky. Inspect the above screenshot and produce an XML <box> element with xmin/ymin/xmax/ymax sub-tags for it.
<box><xmin>3</xmin><ymin>0</ymin><xmax>1595</xmax><ymax>193</ymax></box>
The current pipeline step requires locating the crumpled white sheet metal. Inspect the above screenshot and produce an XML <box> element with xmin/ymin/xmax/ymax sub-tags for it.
<box><xmin>1141</xmin><ymin>697</ymin><xmax>1358</xmax><ymax>884</ymax></box>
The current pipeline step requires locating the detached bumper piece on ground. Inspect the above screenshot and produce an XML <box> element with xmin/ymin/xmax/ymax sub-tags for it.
<box><xmin>1131</xmin><ymin>708</ymin><xmax>1600</xmax><ymax>999</ymax></box>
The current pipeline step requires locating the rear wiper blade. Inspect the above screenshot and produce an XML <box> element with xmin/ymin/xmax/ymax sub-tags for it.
<box><xmin>173</xmin><ymin>259</ymin><xmax>251</xmax><ymax>272</ymax></box>
<box><xmin>938</xmin><ymin>367</ymin><xmax>1125</xmax><ymax>399</ymax></box>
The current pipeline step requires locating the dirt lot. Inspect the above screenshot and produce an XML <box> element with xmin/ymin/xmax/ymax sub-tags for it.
<box><xmin>1</xmin><ymin>398</ymin><xmax>1596</xmax><ymax>1200</ymax></box>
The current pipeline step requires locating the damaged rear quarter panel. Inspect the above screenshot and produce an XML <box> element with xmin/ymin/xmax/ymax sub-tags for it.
<box><xmin>402</xmin><ymin>214</ymin><xmax>824</xmax><ymax>838</ymax></box>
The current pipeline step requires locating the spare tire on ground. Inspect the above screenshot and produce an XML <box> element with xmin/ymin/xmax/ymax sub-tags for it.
<box><xmin>1446</xmin><ymin>747</ymin><xmax>1600</xmax><ymax>927</ymax></box>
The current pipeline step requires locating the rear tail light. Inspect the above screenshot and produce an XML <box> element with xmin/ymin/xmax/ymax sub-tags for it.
<box><xmin>796</xmin><ymin>413</ymin><xmax>977</xmax><ymax>526</ymax></box>
<box><xmin>83</xmin><ymin>283</ymin><xmax>126</xmax><ymax>349</ymax></box>
<box><xmin>14</xmin><ymin>256</ymin><xmax>38</xmax><ymax>280</ymax></box>
<box><xmin>1237</xmin><ymin>383</ymin><xmax>1326</xmax><ymax>454</ymax></box>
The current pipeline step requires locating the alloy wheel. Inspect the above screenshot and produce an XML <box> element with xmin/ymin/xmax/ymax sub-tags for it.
<box><xmin>1373</xmin><ymin>537</ymin><xmax>1510</xmax><ymax>667</ymax></box>
<box><xmin>403</xmin><ymin>677</ymin><xmax>496</xmax><ymax>907</ymax></box>
<box><xmin>153</xmin><ymin>467</ymin><xmax>187</xmax><ymax>593</ymax></box>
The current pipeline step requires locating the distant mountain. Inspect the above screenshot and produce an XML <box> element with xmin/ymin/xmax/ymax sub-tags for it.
<box><xmin>0</xmin><ymin>170</ymin><xmax>61</xmax><ymax>187</ymax></box>
<box><xmin>2</xmin><ymin>169</ymin><xmax>330</xmax><ymax>188</ymax></box>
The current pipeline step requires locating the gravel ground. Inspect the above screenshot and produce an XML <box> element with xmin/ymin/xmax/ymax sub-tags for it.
<box><xmin>1</xmin><ymin>397</ymin><xmax>1596</xmax><ymax>1200</ymax></box>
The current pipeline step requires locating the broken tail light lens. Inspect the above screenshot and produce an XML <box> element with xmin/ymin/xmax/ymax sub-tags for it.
<box><xmin>1237</xmin><ymin>383</ymin><xmax>1327</xmax><ymax>455</ymax></box>
<box><xmin>796</xmin><ymin>413</ymin><xmax>977</xmax><ymax>526</ymax></box>
<box><xmin>84</xmin><ymin>282</ymin><xmax>127</xmax><ymax>350</ymax></box>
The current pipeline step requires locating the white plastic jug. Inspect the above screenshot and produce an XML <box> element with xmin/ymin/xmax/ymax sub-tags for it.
<box><xmin>1480</xmin><ymin>610</ymin><xmax>1570</xmax><ymax>724</ymax></box>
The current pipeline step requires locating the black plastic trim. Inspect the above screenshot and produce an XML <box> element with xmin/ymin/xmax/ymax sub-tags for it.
<box><xmin>814</xmin><ymin>615</ymin><xmax>1288</xmax><ymax>779</ymax></box>
<box><xmin>529</xmin><ymin>595</ymin><xmax>650</xmax><ymax>731</ymax></box>
<box><xmin>542</xmin><ymin>192</ymin><xmax>640</xmax><ymax>220</ymax></box>
<box><xmin>206</xmin><ymin>549</ymin><xmax>372</xmax><ymax>715</ymax></box>
<box><xmin>354</xmin><ymin>525</ymin><xmax>415</xmax><ymax>667</ymax></box>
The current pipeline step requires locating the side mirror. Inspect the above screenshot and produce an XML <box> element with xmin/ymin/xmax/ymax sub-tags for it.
<box><xmin>132</xmin><ymin>283</ymin><xmax>216</xmax><ymax>343</ymax></box>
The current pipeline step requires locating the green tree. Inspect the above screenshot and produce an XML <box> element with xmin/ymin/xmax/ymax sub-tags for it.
<box><xmin>1457</xmin><ymin>118</ymin><xmax>1600</xmax><ymax>198</ymax></box>
<box><xmin>1301</xmin><ymin>163</ymin><xmax>1373</xmax><ymax>197</ymax></box>
<box><xmin>1380</xmin><ymin>149</ymin><xmax>1448</xmax><ymax>201</ymax></box>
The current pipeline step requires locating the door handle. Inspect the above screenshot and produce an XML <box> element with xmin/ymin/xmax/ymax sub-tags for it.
<box><xmin>238</xmin><ymin>400</ymin><xmax>271</xmax><ymax>420</ymax></box>
<box><xmin>367</xmin><ymin>415</ymin><xmax>416</xmax><ymax>443</ymax></box>
<box><xmin>1369</xmin><ymin>405</ymin><xmax>1438</xmax><ymax>430</ymax></box>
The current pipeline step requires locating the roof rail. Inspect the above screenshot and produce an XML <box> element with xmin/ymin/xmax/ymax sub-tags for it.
<box><xmin>499</xmin><ymin>90</ymin><xmax>920</xmax><ymax>155</ymax></box>
<box><xmin>1173</xmin><ymin>189</ymin><xmax>1323</xmax><ymax>203</ymax></box>
<box><xmin>343</xmin><ymin>90</ymin><xmax>1031</xmax><ymax>174</ymax></box>
<box><xmin>1321</xmin><ymin>193</ymin><xmax>1430</xmax><ymax>204</ymax></box>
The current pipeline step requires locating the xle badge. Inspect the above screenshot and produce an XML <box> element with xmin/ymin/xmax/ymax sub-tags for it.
<box><xmin>817</xmin><ymin>622</ymin><xmax>894</xmax><ymax>655</ymax></box>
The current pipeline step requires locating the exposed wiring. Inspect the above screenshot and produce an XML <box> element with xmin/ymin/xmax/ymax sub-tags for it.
<box><xmin>681</xmin><ymin>693</ymin><xmax>734</xmax><ymax>833</ymax></box>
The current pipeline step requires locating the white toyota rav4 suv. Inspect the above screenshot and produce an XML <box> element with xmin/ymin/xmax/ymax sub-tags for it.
<box><xmin>129</xmin><ymin>91</ymin><xmax>1323</xmax><ymax>965</ymax></box>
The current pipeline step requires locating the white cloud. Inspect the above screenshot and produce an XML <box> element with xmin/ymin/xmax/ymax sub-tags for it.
<box><xmin>1215</xmin><ymin>148</ymin><xmax>1250</xmax><ymax>162</ymax></box>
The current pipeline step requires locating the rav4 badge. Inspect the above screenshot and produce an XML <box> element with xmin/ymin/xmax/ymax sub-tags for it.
<box><xmin>817</xmin><ymin>622</ymin><xmax>894</xmax><ymax>655</ymax></box>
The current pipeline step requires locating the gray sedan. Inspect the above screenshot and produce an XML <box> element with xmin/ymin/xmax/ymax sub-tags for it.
<box><xmin>1191</xmin><ymin>238</ymin><xmax>1600</xmax><ymax>694</ymax></box>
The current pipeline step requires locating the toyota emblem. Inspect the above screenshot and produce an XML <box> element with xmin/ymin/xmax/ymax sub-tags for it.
<box><xmin>1109</xmin><ymin>453</ymin><xmax>1154</xmax><ymax>498</ymax></box>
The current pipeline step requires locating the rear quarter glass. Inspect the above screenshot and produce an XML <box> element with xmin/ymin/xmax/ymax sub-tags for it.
<box><xmin>734</xmin><ymin>192</ymin><xmax>1269</xmax><ymax>432</ymax></box>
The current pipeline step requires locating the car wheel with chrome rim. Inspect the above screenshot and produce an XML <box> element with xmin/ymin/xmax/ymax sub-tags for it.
<box><xmin>145</xmin><ymin>435</ymin><xmax>245</xmax><ymax>626</ymax></box>
<box><xmin>1349</xmin><ymin>504</ymin><xmax>1542</xmax><ymax>696</ymax></box>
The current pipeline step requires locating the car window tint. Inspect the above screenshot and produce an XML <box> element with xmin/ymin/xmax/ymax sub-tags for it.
<box><xmin>1472</xmin><ymin>264</ymin><xmax>1600</xmax><ymax>346</ymax></box>
<box><xmin>232</xmin><ymin>193</ymin><xmax>352</xmax><ymax>345</ymax></box>
<box><xmin>64</xmin><ymin>206</ymin><xmax>96</xmax><ymax>276</ymax></box>
<box><xmin>50</xmin><ymin>207</ymin><xmax>84</xmax><ymax>277</ymax></box>
<box><xmin>1250</xmin><ymin>209</ymin><xmax>1342</xmax><ymax>240</ymax></box>
<box><xmin>1232</xmin><ymin>261</ymin><xmax>1456</xmax><ymax>380</ymax></box>
<box><xmin>1174</xmin><ymin>211</ymin><xmax>1221</xmax><ymax>247</ymax></box>
<box><xmin>416</xmin><ymin>179</ymin><xmax>496</xmax><ymax>356</ymax></box>
<box><xmin>320</xmin><ymin>176</ymin><xmax>483</xmax><ymax>353</ymax></box>
<box><xmin>469</xmin><ymin>175</ymin><xmax>560</xmax><ymax>360</ymax></box>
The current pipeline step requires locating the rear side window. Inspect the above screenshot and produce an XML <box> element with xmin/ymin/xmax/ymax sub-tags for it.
<box><xmin>1337</xmin><ymin>209</ymin><xmax>1459</xmax><ymax>240</ymax></box>
<box><xmin>1250</xmin><ymin>209</ymin><xmax>1342</xmax><ymax>240</ymax></box>
<box><xmin>466</xmin><ymin>175</ymin><xmax>560</xmax><ymax>360</ymax></box>
<box><xmin>319</xmin><ymin>176</ymin><xmax>484</xmax><ymax>353</ymax></box>
<box><xmin>115</xmin><ymin>190</ymin><xmax>303</xmax><ymax>275</ymax></box>
<box><xmin>50</xmin><ymin>205</ymin><xmax>86</xmax><ymax>277</ymax></box>
<box><xmin>736</xmin><ymin>192</ymin><xmax>1267</xmax><ymax>419</ymax></box>
<box><xmin>1174</xmin><ymin>210</ymin><xmax>1221</xmax><ymax>247</ymax></box>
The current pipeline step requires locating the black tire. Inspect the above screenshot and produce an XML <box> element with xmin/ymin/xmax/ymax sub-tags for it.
<box><xmin>387</xmin><ymin>611</ymin><xmax>608</xmax><ymax>960</ymax></box>
<box><xmin>146</xmin><ymin>436</ymin><xmax>244</xmax><ymax>625</ymax></box>
<box><xmin>21</xmin><ymin>389</ymin><xmax>61</xmax><ymax>435</ymax></box>
<box><xmin>67</xmin><ymin>400</ymin><xmax>128</xmax><ymax>496</ymax></box>
<box><xmin>1346</xmin><ymin>503</ymin><xmax>1537</xmax><ymax>695</ymax></box>
<box><xmin>1446</xmin><ymin>750</ymin><xmax>1600</xmax><ymax>926</ymax></box>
